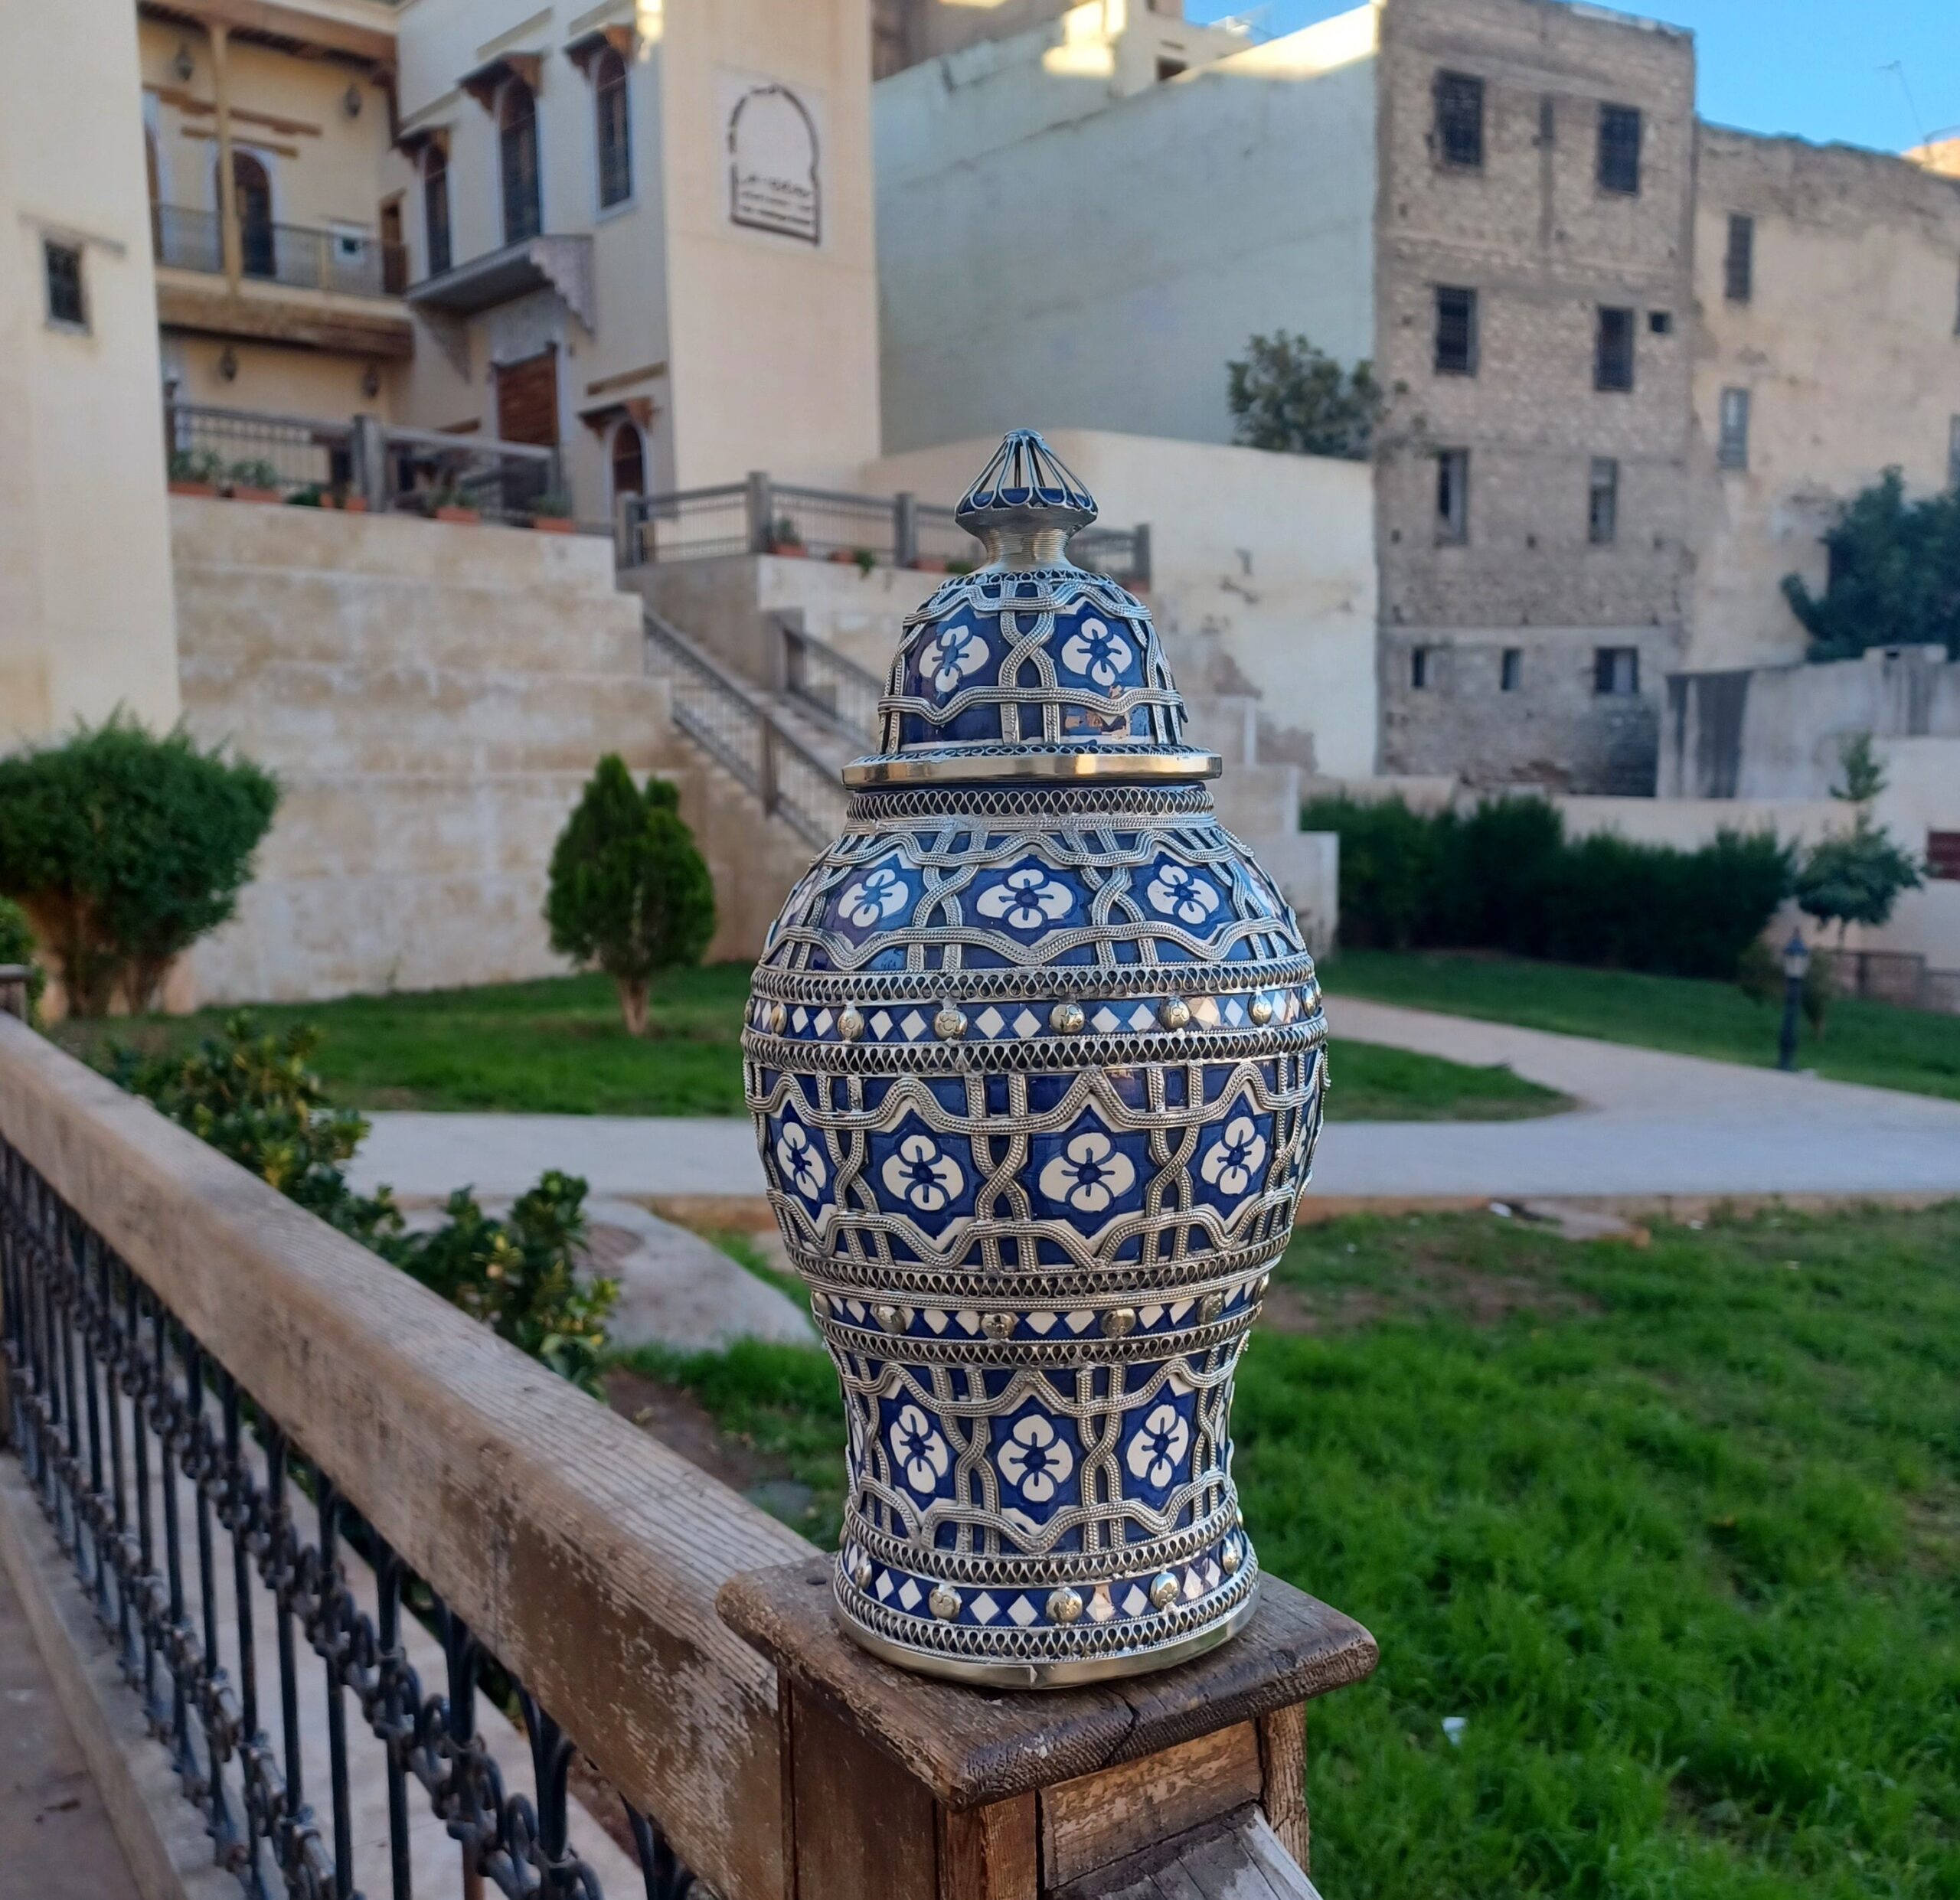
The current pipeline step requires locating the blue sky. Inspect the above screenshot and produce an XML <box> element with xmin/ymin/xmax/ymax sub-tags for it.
<box><xmin>1185</xmin><ymin>2</ymin><xmax>1960</xmax><ymax>154</ymax></box>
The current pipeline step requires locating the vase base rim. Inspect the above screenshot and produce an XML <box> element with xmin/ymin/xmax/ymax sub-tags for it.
<box><xmin>834</xmin><ymin>1578</ymin><xmax>1261</xmax><ymax>1689</ymax></box>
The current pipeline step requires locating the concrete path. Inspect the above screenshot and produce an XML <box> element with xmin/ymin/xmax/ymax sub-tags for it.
<box><xmin>350</xmin><ymin>1002</ymin><xmax>1960</xmax><ymax>1206</ymax></box>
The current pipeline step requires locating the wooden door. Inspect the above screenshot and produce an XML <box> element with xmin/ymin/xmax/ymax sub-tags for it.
<box><xmin>495</xmin><ymin>348</ymin><xmax>558</xmax><ymax>446</ymax></box>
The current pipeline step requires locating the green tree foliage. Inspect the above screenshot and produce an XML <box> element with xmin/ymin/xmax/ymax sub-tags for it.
<box><xmin>1302</xmin><ymin>795</ymin><xmax>1792</xmax><ymax>979</ymax></box>
<box><xmin>0</xmin><ymin>896</ymin><xmax>47</xmax><ymax>1016</ymax></box>
<box><xmin>546</xmin><ymin>756</ymin><xmax>716</xmax><ymax>1033</ymax></box>
<box><xmin>1793</xmin><ymin>732</ymin><xmax>1924</xmax><ymax>943</ymax></box>
<box><xmin>1227</xmin><ymin>331</ymin><xmax>1381</xmax><ymax>462</ymax></box>
<box><xmin>106</xmin><ymin>1015</ymin><xmax>616</xmax><ymax>1392</ymax></box>
<box><xmin>0</xmin><ymin>717</ymin><xmax>277</xmax><ymax>1016</ymax></box>
<box><xmin>1781</xmin><ymin>468</ymin><xmax>1960</xmax><ymax>661</ymax></box>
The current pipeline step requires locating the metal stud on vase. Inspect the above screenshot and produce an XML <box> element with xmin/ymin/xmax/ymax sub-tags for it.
<box><xmin>743</xmin><ymin>430</ymin><xmax>1328</xmax><ymax>1686</ymax></box>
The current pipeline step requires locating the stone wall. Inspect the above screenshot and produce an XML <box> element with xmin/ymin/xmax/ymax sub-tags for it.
<box><xmin>171</xmin><ymin>499</ymin><xmax>815</xmax><ymax>1006</ymax></box>
<box><xmin>1373</xmin><ymin>0</ymin><xmax>1696</xmax><ymax>791</ymax></box>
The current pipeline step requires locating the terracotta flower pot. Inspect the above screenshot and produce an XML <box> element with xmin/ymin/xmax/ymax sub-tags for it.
<box><xmin>340</xmin><ymin>496</ymin><xmax>368</xmax><ymax>514</ymax></box>
<box><xmin>229</xmin><ymin>485</ymin><xmax>282</xmax><ymax>504</ymax></box>
<box><xmin>769</xmin><ymin>540</ymin><xmax>807</xmax><ymax>557</ymax></box>
<box><xmin>434</xmin><ymin>504</ymin><xmax>481</xmax><ymax>524</ymax></box>
<box><xmin>531</xmin><ymin>516</ymin><xmax>575</xmax><ymax>534</ymax></box>
<box><xmin>829</xmin><ymin>548</ymin><xmax>858</xmax><ymax>564</ymax></box>
<box><xmin>168</xmin><ymin>481</ymin><xmax>217</xmax><ymax>498</ymax></box>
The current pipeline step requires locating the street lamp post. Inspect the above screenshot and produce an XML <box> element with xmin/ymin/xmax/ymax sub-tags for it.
<box><xmin>1777</xmin><ymin>929</ymin><xmax>1811</xmax><ymax>1072</ymax></box>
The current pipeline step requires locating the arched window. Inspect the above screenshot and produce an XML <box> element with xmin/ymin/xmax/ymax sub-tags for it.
<box><xmin>498</xmin><ymin>78</ymin><xmax>541</xmax><ymax>245</ymax></box>
<box><xmin>609</xmin><ymin>420</ymin><xmax>645</xmax><ymax>505</ymax></box>
<box><xmin>227</xmin><ymin>150</ymin><xmax>273</xmax><ymax>277</ymax></box>
<box><xmin>423</xmin><ymin>145</ymin><xmax>452</xmax><ymax>276</ymax></box>
<box><xmin>594</xmin><ymin>47</ymin><xmax>632</xmax><ymax>208</ymax></box>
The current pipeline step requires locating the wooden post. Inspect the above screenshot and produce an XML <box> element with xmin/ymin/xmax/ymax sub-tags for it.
<box><xmin>209</xmin><ymin>24</ymin><xmax>242</xmax><ymax>292</ymax></box>
<box><xmin>720</xmin><ymin>1556</ymin><xmax>1375</xmax><ymax>1899</ymax></box>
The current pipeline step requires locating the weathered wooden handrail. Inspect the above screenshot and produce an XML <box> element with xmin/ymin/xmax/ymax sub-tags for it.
<box><xmin>0</xmin><ymin>1018</ymin><xmax>1377</xmax><ymax>1900</ymax></box>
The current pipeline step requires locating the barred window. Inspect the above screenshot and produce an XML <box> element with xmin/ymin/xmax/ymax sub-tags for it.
<box><xmin>1434</xmin><ymin>71</ymin><xmax>1485</xmax><ymax>168</ymax></box>
<box><xmin>423</xmin><ymin>147</ymin><xmax>452</xmax><ymax>276</ymax></box>
<box><xmin>1596</xmin><ymin>305</ymin><xmax>1635</xmax><ymax>391</ymax></box>
<box><xmin>1598</xmin><ymin>103</ymin><xmax>1642</xmax><ymax>194</ymax></box>
<box><xmin>1594</xmin><ymin>647</ymin><xmax>1639</xmax><ymax>697</ymax></box>
<box><xmin>1436</xmin><ymin>449</ymin><xmax>1469</xmax><ymax>544</ymax></box>
<box><xmin>1718</xmin><ymin>387</ymin><xmax>1751</xmax><ymax>469</ymax></box>
<box><xmin>1435</xmin><ymin>285</ymin><xmax>1478</xmax><ymax>375</ymax></box>
<box><xmin>44</xmin><ymin>240</ymin><xmax>85</xmax><ymax>328</ymax></box>
<box><xmin>1724</xmin><ymin>214</ymin><xmax>1753</xmax><ymax>303</ymax></box>
<box><xmin>1588</xmin><ymin>457</ymin><xmax>1619</xmax><ymax>544</ymax></box>
<box><xmin>499</xmin><ymin>78</ymin><xmax>542</xmax><ymax>246</ymax></box>
<box><xmin>594</xmin><ymin>48</ymin><xmax>632</xmax><ymax>208</ymax></box>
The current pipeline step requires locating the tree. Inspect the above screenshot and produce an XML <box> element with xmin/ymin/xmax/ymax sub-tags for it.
<box><xmin>545</xmin><ymin>756</ymin><xmax>716</xmax><ymax>1033</ymax></box>
<box><xmin>0</xmin><ymin>717</ymin><xmax>278</xmax><ymax>1015</ymax></box>
<box><xmin>1793</xmin><ymin>733</ymin><xmax>1923</xmax><ymax>943</ymax></box>
<box><xmin>1227</xmin><ymin>332</ymin><xmax>1381</xmax><ymax>462</ymax></box>
<box><xmin>1782</xmin><ymin>468</ymin><xmax>1960</xmax><ymax>661</ymax></box>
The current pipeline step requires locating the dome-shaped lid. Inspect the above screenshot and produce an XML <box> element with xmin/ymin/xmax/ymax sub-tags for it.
<box><xmin>842</xmin><ymin>431</ymin><xmax>1219</xmax><ymax>788</ymax></box>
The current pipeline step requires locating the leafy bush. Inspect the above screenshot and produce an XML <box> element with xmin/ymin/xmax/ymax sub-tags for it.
<box><xmin>1782</xmin><ymin>468</ymin><xmax>1960</xmax><ymax>661</ymax></box>
<box><xmin>546</xmin><ymin>756</ymin><xmax>716</xmax><ymax>1033</ymax></box>
<box><xmin>1227</xmin><ymin>331</ymin><xmax>1382</xmax><ymax>462</ymax></box>
<box><xmin>0</xmin><ymin>717</ymin><xmax>278</xmax><ymax>1015</ymax></box>
<box><xmin>1303</xmin><ymin>795</ymin><xmax>1792</xmax><ymax>979</ymax></box>
<box><xmin>0</xmin><ymin>896</ymin><xmax>46</xmax><ymax>1015</ymax></box>
<box><xmin>168</xmin><ymin>448</ymin><xmax>224</xmax><ymax>486</ymax></box>
<box><xmin>227</xmin><ymin>458</ymin><xmax>282</xmax><ymax>491</ymax></box>
<box><xmin>105</xmin><ymin>1014</ymin><xmax>615</xmax><ymax>1391</ymax></box>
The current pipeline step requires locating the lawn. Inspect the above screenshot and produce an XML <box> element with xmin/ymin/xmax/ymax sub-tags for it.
<box><xmin>51</xmin><ymin>969</ymin><xmax>1565</xmax><ymax>1123</ymax></box>
<box><xmin>1326</xmin><ymin>948</ymin><xmax>1960</xmax><ymax>1102</ymax></box>
<box><xmin>626</xmin><ymin>1203</ymin><xmax>1960</xmax><ymax>1898</ymax></box>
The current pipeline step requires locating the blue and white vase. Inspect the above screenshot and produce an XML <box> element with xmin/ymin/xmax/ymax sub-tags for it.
<box><xmin>744</xmin><ymin>432</ymin><xmax>1327</xmax><ymax>1686</ymax></box>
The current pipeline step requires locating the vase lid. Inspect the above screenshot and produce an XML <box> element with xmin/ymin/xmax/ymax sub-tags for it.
<box><xmin>844</xmin><ymin>430</ymin><xmax>1218</xmax><ymax>789</ymax></box>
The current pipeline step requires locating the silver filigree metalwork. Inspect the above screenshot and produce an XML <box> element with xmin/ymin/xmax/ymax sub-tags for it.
<box><xmin>744</xmin><ymin>430</ymin><xmax>1328</xmax><ymax>1686</ymax></box>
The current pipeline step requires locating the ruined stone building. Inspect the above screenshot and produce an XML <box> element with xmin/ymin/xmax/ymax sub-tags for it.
<box><xmin>872</xmin><ymin>0</ymin><xmax>1960</xmax><ymax>794</ymax></box>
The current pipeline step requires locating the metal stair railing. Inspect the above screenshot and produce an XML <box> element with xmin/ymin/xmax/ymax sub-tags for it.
<box><xmin>644</xmin><ymin>609</ymin><xmax>846</xmax><ymax>849</ymax></box>
<box><xmin>779</xmin><ymin>622</ymin><xmax>884</xmax><ymax>746</ymax></box>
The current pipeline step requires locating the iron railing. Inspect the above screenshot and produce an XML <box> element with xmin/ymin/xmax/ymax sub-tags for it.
<box><xmin>151</xmin><ymin>203</ymin><xmax>404</xmax><ymax>297</ymax></box>
<box><xmin>0</xmin><ymin>1137</ymin><xmax>702</xmax><ymax>1899</ymax></box>
<box><xmin>163</xmin><ymin>399</ymin><xmax>357</xmax><ymax>499</ymax></box>
<box><xmin>645</xmin><ymin>611</ymin><xmax>845</xmax><ymax>847</ymax></box>
<box><xmin>380</xmin><ymin>423</ymin><xmax>562</xmax><ymax>524</ymax></box>
<box><xmin>153</xmin><ymin>203</ymin><xmax>224</xmax><ymax>274</ymax></box>
<box><xmin>779</xmin><ymin>622</ymin><xmax>881</xmax><ymax>747</ymax></box>
<box><xmin>622</xmin><ymin>475</ymin><xmax>1153</xmax><ymax>588</ymax></box>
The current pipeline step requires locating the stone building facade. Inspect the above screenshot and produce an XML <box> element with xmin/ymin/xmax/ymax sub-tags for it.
<box><xmin>1373</xmin><ymin>0</ymin><xmax>1697</xmax><ymax>792</ymax></box>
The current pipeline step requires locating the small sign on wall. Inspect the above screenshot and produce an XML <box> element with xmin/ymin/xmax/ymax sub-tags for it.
<box><xmin>719</xmin><ymin>69</ymin><xmax>823</xmax><ymax>246</ymax></box>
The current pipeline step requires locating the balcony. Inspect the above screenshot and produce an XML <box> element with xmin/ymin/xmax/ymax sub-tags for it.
<box><xmin>150</xmin><ymin>202</ymin><xmax>414</xmax><ymax>359</ymax></box>
<box><xmin>405</xmin><ymin>233</ymin><xmax>595</xmax><ymax>327</ymax></box>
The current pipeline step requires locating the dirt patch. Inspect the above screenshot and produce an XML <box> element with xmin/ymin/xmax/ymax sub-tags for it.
<box><xmin>602</xmin><ymin>1365</ymin><xmax>782</xmax><ymax>1494</ymax></box>
<box><xmin>1263</xmin><ymin>1247</ymin><xmax>1602</xmax><ymax>1336</ymax></box>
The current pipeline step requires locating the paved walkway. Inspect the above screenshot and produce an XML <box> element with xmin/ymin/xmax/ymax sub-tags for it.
<box><xmin>348</xmin><ymin>1001</ymin><xmax>1960</xmax><ymax>1206</ymax></box>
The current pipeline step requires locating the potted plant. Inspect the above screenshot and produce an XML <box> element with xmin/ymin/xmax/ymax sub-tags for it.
<box><xmin>226</xmin><ymin>458</ymin><xmax>283</xmax><ymax>503</ymax></box>
<box><xmin>167</xmin><ymin>449</ymin><xmax>224</xmax><ymax>498</ymax></box>
<box><xmin>766</xmin><ymin>515</ymin><xmax>805</xmax><ymax>557</ymax></box>
<box><xmin>286</xmin><ymin>484</ymin><xmax>325</xmax><ymax>508</ymax></box>
<box><xmin>529</xmin><ymin>491</ymin><xmax>575</xmax><ymax>534</ymax></box>
<box><xmin>431</xmin><ymin>484</ymin><xmax>480</xmax><ymax>524</ymax></box>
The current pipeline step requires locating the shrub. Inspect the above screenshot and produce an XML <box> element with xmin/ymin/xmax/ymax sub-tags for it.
<box><xmin>0</xmin><ymin>896</ymin><xmax>46</xmax><ymax>1016</ymax></box>
<box><xmin>1302</xmin><ymin>795</ymin><xmax>1792</xmax><ymax>979</ymax></box>
<box><xmin>546</xmin><ymin>756</ymin><xmax>716</xmax><ymax>1033</ymax></box>
<box><xmin>106</xmin><ymin>1014</ymin><xmax>614</xmax><ymax>1391</ymax></box>
<box><xmin>1782</xmin><ymin>468</ymin><xmax>1960</xmax><ymax>661</ymax></box>
<box><xmin>0</xmin><ymin>717</ymin><xmax>278</xmax><ymax>1016</ymax></box>
<box><xmin>1226</xmin><ymin>331</ymin><xmax>1382</xmax><ymax>462</ymax></box>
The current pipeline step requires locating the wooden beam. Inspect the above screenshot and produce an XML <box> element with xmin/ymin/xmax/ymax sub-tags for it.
<box><xmin>1256</xmin><ymin>1705</ymin><xmax>1310</xmax><ymax>1871</ymax></box>
<box><xmin>139</xmin><ymin>0</ymin><xmax>394</xmax><ymax>68</ymax></box>
<box><xmin>937</xmin><ymin>1796</ymin><xmax>1038</xmax><ymax>1900</ymax></box>
<box><xmin>156</xmin><ymin>279</ymin><xmax>416</xmax><ymax>358</ymax></box>
<box><xmin>0</xmin><ymin>1020</ymin><xmax>804</xmax><ymax>1900</ymax></box>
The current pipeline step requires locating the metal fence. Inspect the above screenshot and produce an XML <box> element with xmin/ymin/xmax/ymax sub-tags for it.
<box><xmin>164</xmin><ymin>400</ymin><xmax>356</xmax><ymax>498</ymax></box>
<box><xmin>779</xmin><ymin>621</ymin><xmax>881</xmax><ymax>747</ymax></box>
<box><xmin>645</xmin><ymin>611</ymin><xmax>845</xmax><ymax>847</ymax></box>
<box><xmin>623</xmin><ymin>475</ymin><xmax>1153</xmax><ymax>588</ymax></box>
<box><xmin>152</xmin><ymin>204</ymin><xmax>223</xmax><ymax>275</ymax></box>
<box><xmin>1834</xmin><ymin>948</ymin><xmax>1960</xmax><ymax>1017</ymax></box>
<box><xmin>381</xmin><ymin>423</ymin><xmax>561</xmax><ymax>525</ymax></box>
<box><xmin>150</xmin><ymin>204</ymin><xmax>404</xmax><ymax>297</ymax></box>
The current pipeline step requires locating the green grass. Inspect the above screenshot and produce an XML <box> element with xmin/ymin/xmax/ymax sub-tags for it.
<box><xmin>51</xmin><ymin>968</ymin><xmax>1565</xmax><ymax>1122</ymax></box>
<box><xmin>1323</xmin><ymin>948</ymin><xmax>1960</xmax><ymax>1102</ymax></box>
<box><xmin>629</xmin><ymin>1203</ymin><xmax>1960</xmax><ymax>1898</ymax></box>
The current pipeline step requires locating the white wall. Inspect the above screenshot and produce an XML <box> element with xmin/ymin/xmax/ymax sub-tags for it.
<box><xmin>874</xmin><ymin>5</ymin><xmax>1380</xmax><ymax>455</ymax></box>
<box><xmin>864</xmin><ymin>427</ymin><xmax>1380</xmax><ymax>778</ymax></box>
<box><xmin>0</xmin><ymin>0</ymin><xmax>180</xmax><ymax>746</ymax></box>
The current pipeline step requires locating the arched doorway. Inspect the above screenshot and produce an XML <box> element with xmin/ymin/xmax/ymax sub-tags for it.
<box><xmin>609</xmin><ymin>420</ymin><xmax>645</xmax><ymax>508</ymax></box>
<box><xmin>498</xmin><ymin>79</ymin><xmax>541</xmax><ymax>244</ymax></box>
<box><xmin>227</xmin><ymin>150</ymin><xmax>273</xmax><ymax>277</ymax></box>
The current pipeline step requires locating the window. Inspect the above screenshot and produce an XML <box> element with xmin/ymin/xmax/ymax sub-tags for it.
<box><xmin>228</xmin><ymin>151</ymin><xmax>274</xmax><ymax>279</ymax></box>
<box><xmin>498</xmin><ymin>78</ymin><xmax>542</xmax><ymax>246</ymax></box>
<box><xmin>1724</xmin><ymin>214</ymin><xmax>1753</xmax><ymax>303</ymax></box>
<box><xmin>44</xmin><ymin>240</ymin><xmax>85</xmax><ymax>328</ymax></box>
<box><xmin>1434</xmin><ymin>285</ymin><xmax>1478</xmax><ymax>375</ymax></box>
<box><xmin>594</xmin><ymin>47</ymin><xmax>632</xmax><ymax>208</ymax></box>
<box><xmin>1410</xmin><ymin>646</ymin><xmax>1432</xmax><ymax>690</ymax></box>
<box><xmin>1155</xmin><ymin>57</ymin><xmax>1187</xmax><ymax>83</ymax></box>
<box><xmin>1648</xmin><ymin>310</ymin><xmax>1672</xmax><ymax>335</ymax></box>
<box><xmin>1436</xmin><ymin>449</ymin><xmax>1469</xmax><ymax>544</ymax></box>
<box><xmin>1718</xmin><ymin>387</ymin><xmax>1751</xmax><ymax>469</ymax></box>
<box><xmin>1434</xmin><ymin>71</ymin><xmax>1485</xmax><ymax>168</ymax></box>
<box><xmin>1595</xmin><ymin>305</ymin><xmax>1634</xmax><ymax>391</ymax></box>
<box><xmin>610</xmin><ymin>420</ymin><xmax>645</xmax><ymax>504</ymax></box>
<box><xmin>1500</xmin><ymin>648</ymin><xmax>1522</xmax><ymax>692</ymax></box>
<box><xmin>423</xmin><ymin>146</ymin><xmax>452</xmax><ymax>275</ymax></box>
<box><xmin>1949</xmin><ymin>415</ymin><xmax>1960</xmax><ymax>491</ymax></box>
<box><xmin>1597</xmin><ymin>103</ymin><xmax>1641</xmax><ymax>194</ymax></box>
<box><xmin>1927</xmin><ymin>830</ymin><xmax>1960</xmax><ymax>880</ymax></box>
<box><xmin>1594</xmin><ymin>647</ymin><xmax>1639</xmax><ymax>696</ymax></box>
<box><xmin>1588</xmin><ymin>457</ymin><xmax>1619</xmax><ymax>544</ymax></box>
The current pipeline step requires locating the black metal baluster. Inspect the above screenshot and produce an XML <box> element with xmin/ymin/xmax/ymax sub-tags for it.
<box><xmin>103</xmin><ymin>1250</ymin><xmax>135</xmax><ymax>1673</ymax></box>
<box><xmin>376</xmin><ymin>1552</ymin><xmax>414</xmax><ymax>1900</ymax></box>
<box><xmin>315</xmin><ymin>1477</ymin><xmax>356</xmax><ymax>1899</ymax></box>
<box><xmin>187</xmin><ymin>1336</ymin><xmax>238</xmax><ymax>1856</ymax></box>
<box><xmin>54</xmin><ymin>1197</ymin><xmax>83</xmax><ymax>1555</ymax></box>
<box><xmin>266</xmin><ymin>1430</ymin><xmax>309</xmax><ymax>1881</ymax></box>
<box><xmin>158</xmin><ymin>1311</ymin><xmax>194</xmax><ymax>1784</ymax></box>
<box><xmin>223</xmin><ymin>1374</ymin><xmax>273</xmax><ymax>1900</ymax></box>
<box><xmin>131</xmin><ymin>1279</ymin><xmax>159</xmax><ymax>1725</ymax></box>
<box><xmin>443</xmin><ymin>1611</ymin><xmax>488</xmax><ymax>1900</ymax></box>
<box><xmin>626</xmin><ymin>1806</ymin><xmax>697</xmax><ymax>1900</ymax></box>
<box><xmin>78</xmin><ymin>1226</ymin><xmax>109</xmax><ymax>1618</ymax></box>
